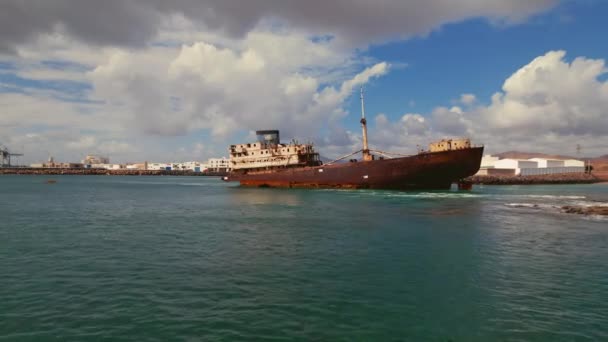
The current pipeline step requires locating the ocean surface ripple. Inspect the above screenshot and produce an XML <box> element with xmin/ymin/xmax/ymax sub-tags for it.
<box><xmin>1</xmin><ymin>176</ymin><xmax>607</xmax><ymax>341</ymax></box>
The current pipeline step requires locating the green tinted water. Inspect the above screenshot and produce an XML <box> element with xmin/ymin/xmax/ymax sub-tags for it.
<box><xmin>1</xmin><ymin>176</ymin><xmax>607</xmax><ymax>341</ymax></box>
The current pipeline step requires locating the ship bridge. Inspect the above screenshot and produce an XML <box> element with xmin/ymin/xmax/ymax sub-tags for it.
<box><xmin>229</xmin><ymin>130</ymin><xmax>321</xmax><ymax>171</ymax></box>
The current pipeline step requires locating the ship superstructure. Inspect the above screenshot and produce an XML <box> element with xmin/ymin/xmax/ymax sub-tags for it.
<box><xmin>229</xmin><ymin>130</ymin><xmax>321</xmax><ymax>173</ymax></box>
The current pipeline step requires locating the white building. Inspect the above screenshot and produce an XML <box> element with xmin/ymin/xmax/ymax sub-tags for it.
<box><xmin>89</xmin><ymin>163</ymin><xmax>124</xmax><ymax>170</ymax></box>
<box><xmin>518</xmin><ymin>158</ymin><xmax>584</xmax><ymax>175</ymax></box>
<box><xmin>476</xmin><ymin>155</ymin><xmax>517</xmax><ymax>176</ymax></box>
<box><xmin>520</xmin><ymin>166</ymin><xmax>585</xmax><ymax>176</ymax></box>
<box><xmin>147</xmin><ymin>163</ymin><xmax>172</xmax><ymax>171</ymax></box>
<box><xmin>207</xmin><ymin>157</ymin><xmax>230</xmax><ymax>172</ymax></box>
<box><xmin>493</xmin><ymin>159</ymin><xmax>538</xmax><ymax>175</ymax></box>
<box><xmin>124</xmin><ymin>162</ymin><xmax>149</xmax><ymax>170</ymax></box>
<box><xmin>173</xmin><ymin>161</ymin><xmax>203</xmax><ymax>172</ymax></box>
<box><xmin>83</xmin><ymin>155</ymin><xmax>109</xmax><ymax>165</ymax></box>
<box><xmin>528</xmin><ymin>158</ymin><xmax>565</xmax><ymax>168</ymax></box>
<box><xmin>476</xmin><ymin>156</ymin><xmax>586</xmax><ymax>176</ymax></box>
<box><xmin>117</xmin><ymin>158</ymin><xmax>228</xmax><ymax>172</ymax></box>
<box><xmin>480</xmin><ymin>155</ymin><xmax>500</xmax><ymax>168</ymax></box>
<box><xmin>494</xmin><ymin>159</ymin><xmax>538</xmax><ymax>170</ymax></box>
<box><xmin>137</xmin><ymin>161</ymin><xmax>205</xmax><ymax>172</ymax></box>
<box><xmin>564</xmin><ymin>159</ymin><xmax>585</xmax><ymax>167</ymax></box>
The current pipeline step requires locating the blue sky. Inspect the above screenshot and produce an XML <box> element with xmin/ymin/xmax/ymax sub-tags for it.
<box><xmin>1</xmin><ymin>0</ymin><xmax>607</xmax><ymax>163</ymax></box>
<box><xmin>348</xmin><ymin>0</ymin><xmax>608</xmax><ymax>122</ymax></box>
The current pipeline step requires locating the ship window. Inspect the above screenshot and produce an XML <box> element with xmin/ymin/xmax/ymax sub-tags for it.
<box><xmin>247</xmin><ymin>143</ymin><xmax>251</xmax><ymax>147</ymax></box>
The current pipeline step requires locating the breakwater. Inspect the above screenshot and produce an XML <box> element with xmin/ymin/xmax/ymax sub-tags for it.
<box><xmin>466</xmin><ymin>172</ymin><xmax>600</xmax><ymax>185</ymax></box>
<box><xmin>594</xmin><ymin>171</ymin><xmax>608</xmax><ymax>182</ymax></box>
<box><xmin>0</xmin><ymin>168</ymin><xmax>226</xmax><ymax>177</ymax></box>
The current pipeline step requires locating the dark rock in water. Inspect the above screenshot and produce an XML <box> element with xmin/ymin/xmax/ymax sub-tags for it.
<box><xmin>562</xmin><ymin>206</ymin><xmax>608</xmax><ymax>216</ymax></box>
<box><xmin>467</xmin><ymin>173</ymin><xmax>600</xmax><ymax>185</ymax></box>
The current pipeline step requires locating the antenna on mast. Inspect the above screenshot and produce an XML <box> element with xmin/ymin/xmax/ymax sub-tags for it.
<box><xmin>360</xmin><ymin>86</ymin><xmax>372</xmax><ymax>161</ymax></box>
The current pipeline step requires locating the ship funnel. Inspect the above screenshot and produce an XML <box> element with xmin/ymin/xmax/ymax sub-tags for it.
<box><xmin>256</xmin><ymin>130</ymin><xmax>280</xmax><ymax>147</ymax></box>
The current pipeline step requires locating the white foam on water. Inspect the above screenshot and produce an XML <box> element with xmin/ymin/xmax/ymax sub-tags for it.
<box><xmin>569</xmin><ymin>200</ymin><xmax>608</xmax><ymax>207</ymax></box>
<box><xmin>318</xmin><ymin>189</ymin><xmax>488</xmax><ymax>199</ymax></box>
<box><xmin>362</xmin><ymin>192</ymin><xmax>487</xmax><ymax>199</ymax></box>
<box><xmin>584</xmin><ymin>215</ymin><xmax>608</xmax><ymax>222</ymax></box>
<box><xmin>521</xmin><ymin>195</ymin><xmax>587</xmax><ymax>200</ymax></box>
<box><xmin>177</xmin><ymin>182</ymin><xmax>226</xmax><ymax>187</ymax></box>
<box><xmin>504</xmin><ymin>203</ymin><xmax>558</xmax><ymax>210</ymax></box>
<box><xmin>505</xmin><ymin>203</ymin><xmax>538</xmax><ymax>208</ymax></box>
<box><xmin>505</xmin><ymin>203</ymin><xmax>540</xmax><ymax>209</ymax></box>
<box><xmin>111</xmin><ymin>179</ymin><xmax>225</xmax><ymax>187</ymax></box>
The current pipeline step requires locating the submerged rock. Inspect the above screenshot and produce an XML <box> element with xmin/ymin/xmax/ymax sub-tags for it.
<box><xmin>562</xmin><ymin>206</ymin><xmax>608</xmax><ymax>216</ymax></box>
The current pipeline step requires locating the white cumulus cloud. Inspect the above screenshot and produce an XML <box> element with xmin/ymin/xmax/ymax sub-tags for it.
<box><xmin>372</xmin><ymin>50</ymin><xmax>608</xmax><ymax>156</ymax></box>
<box><xmin>89</xmin><ymin>31</ymin><xmax>389</xmax><ymax>140</ymax></box>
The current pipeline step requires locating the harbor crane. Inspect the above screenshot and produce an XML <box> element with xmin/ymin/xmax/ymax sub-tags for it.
<box><xmin>0</xmin><ymin>144</ymin><xmax>23</xmax><ymax>167</ymax></box>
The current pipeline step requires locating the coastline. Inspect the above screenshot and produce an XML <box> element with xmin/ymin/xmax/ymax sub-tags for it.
<box><xmin>466</xmin><ymin>173</ymin><xmax>602</xmax><ymax>185</ymax></box>
<box><xmin>3</xmin><ymin>168</ymin><xmax>606</xmax><ymax>185</ymax></box>
<box><xmin>0</xmin><ymin>168</ymin><xmax>227</xmax><ymax>177</ymax></box>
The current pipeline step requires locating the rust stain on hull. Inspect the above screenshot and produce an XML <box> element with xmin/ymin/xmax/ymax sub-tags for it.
<box><xmin>226</xmin><ymin>147</ymin><xmax>484</xmax><ymax>191</ymax></box>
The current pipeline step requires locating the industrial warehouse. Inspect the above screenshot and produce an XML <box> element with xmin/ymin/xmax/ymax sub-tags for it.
<box><xmin>476</xmin><ymin>155</ymin><xmax>588</xmax><ymax>176</ymax></box>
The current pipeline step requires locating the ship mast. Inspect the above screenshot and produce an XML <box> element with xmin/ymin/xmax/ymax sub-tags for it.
<box><xmin>360</xmin><ymin>87</ymin><xmax>372</xmax><ymax>161</ymax></box>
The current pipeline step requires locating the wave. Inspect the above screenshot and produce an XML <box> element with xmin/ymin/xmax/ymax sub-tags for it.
<box><xmin>176</xmin><ymin>182</ymin><xmax>228</xmax><ymax>187</ymax></box>
<box><xmin>323</xmin><ymin>191</ymin><xmax>591</xmax><ymax>201</ymax></box>
<box><xmin>505</xmin><ymin>203</ymin><xmax>559</xmax><ymax>209</ymax></box>
<box><xmin>505</xmin><ymin>202</ymin><xmax>608</xmax><ymax>221</ymax></box>
<box><xmin>106</xmin><ymin>180</ymin><xmax>230</xmax><ymax>188</ymax></box>
<box><xmin>328</xmin><ymin>190</ymin><xmax>488</xmax><ymax>199</ymax></box>
<box><xmin>585</xmin><ymin>215</ymin><xmax>608</xmax><ymax>221</ymax></box>
<box><xmin>385</xmin><ymin>192</ymin><xmax>485</xmax><ymax>199</ymax></box>
<box><xmin>569</xmin><ymin>200</ymin><xmax>608</xmax><ymax>207</ymax></box>
<box><xmin>521</xmin><ymin>195</ymin><xmax>586</xmax><ymax>200</ymax></box>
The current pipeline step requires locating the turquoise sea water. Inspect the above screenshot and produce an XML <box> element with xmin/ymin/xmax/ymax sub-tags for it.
<box><xmin>1</xmin><ymin>175</ymin><xmax>607</xmax><ymax>341</ymax></box>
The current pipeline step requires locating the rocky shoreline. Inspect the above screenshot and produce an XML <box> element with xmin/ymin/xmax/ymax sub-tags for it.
<box><xmin>466</xmin><ymin>173</ymin><xmax>601</xmax><ymax>185</ymax></box>
<box><xmin>0</xmin><ymin>168</ymin><xmax>226</xmax><ymax>177</ymax></box>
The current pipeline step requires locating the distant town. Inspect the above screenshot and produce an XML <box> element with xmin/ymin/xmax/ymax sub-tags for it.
<box><xmin>28</xmin><ymin>154</ymin><xmax>231</xmax><ymax>173</ymax></box>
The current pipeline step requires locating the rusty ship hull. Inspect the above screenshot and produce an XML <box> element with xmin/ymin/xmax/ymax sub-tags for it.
<box><xmin>225</xmin><ymin>146</ymin><xmax>484</xmax><ymax>190</ymax></box>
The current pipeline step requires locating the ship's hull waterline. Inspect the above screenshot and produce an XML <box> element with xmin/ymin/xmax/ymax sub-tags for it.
<box><xmin>225</xmin><ymin>147</ymin><xmax>484</xmax><ymax>190</ymax></box>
